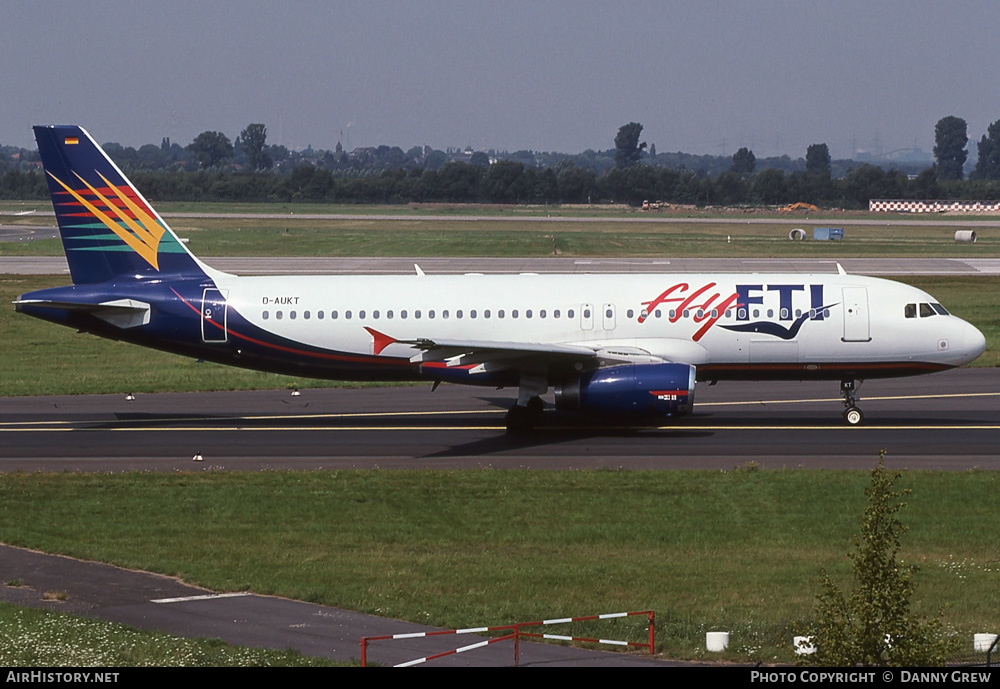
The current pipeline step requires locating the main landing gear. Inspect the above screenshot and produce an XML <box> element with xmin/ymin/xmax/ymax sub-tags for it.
<box><xmin>505</xmin><ymin>396</ymin><xmax>544</xmax><ymax>433</ymax></box>
<box><xmin>840</xmin><ymin>379</ymin><xmax>864</xmax><ymax>426</ymax></box>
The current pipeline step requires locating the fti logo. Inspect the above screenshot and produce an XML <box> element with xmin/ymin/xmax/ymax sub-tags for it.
<box><xmin>640</xmin><ymin>282</ymin><xmax>834</xmax><ymax>341</ymax></box>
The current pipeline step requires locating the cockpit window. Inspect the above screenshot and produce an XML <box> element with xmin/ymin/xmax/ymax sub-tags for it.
<box><xmin>919</xmin><ymin>303</ymin><xmax>935</xmax><ymax>318</ymax></box>
<box><xmin>904</xmin><ymin>303</ymin><xmax>916</xmax><ymax>319</ymax></box>
<box><xmin>931</xmin><ymin>303</ymin><xmax>949</xmax><ymax>316</ymax></box>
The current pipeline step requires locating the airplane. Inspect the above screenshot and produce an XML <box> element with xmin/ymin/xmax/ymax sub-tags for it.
<box><xmin>15</xmin><ymin>125</ymin><xmax>987</xmax><ymax>431</ymax></box>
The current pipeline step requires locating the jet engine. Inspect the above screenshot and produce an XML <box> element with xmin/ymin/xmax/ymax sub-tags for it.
<box><xmin>554</xmin><ymin>363</ymin><xmax>696</xmax><ymax>418</ymax></box>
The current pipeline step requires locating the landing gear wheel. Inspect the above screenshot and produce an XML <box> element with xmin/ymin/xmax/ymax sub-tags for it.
<box><xmin>843</xmin><ymin>407</ymin><xmax>864</xmax><ymax>426</ymax></box>
<box><xmin>505</xmin><ymin>404</ymin><xmax>535</xmax><ymax>433</ymax></box>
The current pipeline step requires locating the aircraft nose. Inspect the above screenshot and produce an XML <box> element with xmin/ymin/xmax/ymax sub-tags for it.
<box><xmin>961</xmin><ymin>319</ymin><xmax>986</xmax><ymax>363</ymax></box>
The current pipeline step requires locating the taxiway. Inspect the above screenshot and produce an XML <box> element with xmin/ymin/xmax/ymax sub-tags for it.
<box><xmin>1</xmin><ymin>368</ymin><xmax>997</xmax><ymax>472</ymax></box>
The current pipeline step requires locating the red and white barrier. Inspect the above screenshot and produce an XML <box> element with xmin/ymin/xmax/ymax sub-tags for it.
<box><xmin>870</xmin><ymin>199</ymin><xmax>1000</xmax><ymax>213</ymax></box>
<box><xmin>361</xmin><ymin>610</ymin><xmax>655</xmax><ymax>667</ymax></box>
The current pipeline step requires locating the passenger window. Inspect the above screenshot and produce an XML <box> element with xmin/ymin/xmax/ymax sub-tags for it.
<box><xmin>262</xmin><ymin>311</ymin><xmax>269</xmax><ymax>320</ymax></box>
<box><xmin>304</xmin><ymin>311</ymin><xmax>310</xmax><ymax>319</ymax></box>
<box><xmin>905</xmin><ymin>304</ymin><xmax>916</xmax><ymax>318</ymax></box>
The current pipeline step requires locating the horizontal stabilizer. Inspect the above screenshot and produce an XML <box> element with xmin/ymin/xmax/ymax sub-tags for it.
<box><xmin>15</xmin><ymin>297</ymin><xmax>151</xmax><ymax>329</ymax></box>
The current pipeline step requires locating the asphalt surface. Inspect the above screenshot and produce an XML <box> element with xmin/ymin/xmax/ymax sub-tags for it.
<box><xmin>2</xmin><ymin>368</ymin><xmax>998</xmax><ymax>472</ymax></box>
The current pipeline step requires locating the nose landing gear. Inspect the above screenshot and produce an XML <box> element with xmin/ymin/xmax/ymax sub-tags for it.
<box><xmin>841</xmin><ymin>379</ymin><xmax>864</xmax><ymax>426</ymax></box>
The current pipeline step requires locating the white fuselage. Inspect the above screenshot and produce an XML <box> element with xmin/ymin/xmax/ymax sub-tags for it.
<box><xmin>211</xmin><ymin>270</ymin><xmax>984</xmax><ymax>382</ymax></box>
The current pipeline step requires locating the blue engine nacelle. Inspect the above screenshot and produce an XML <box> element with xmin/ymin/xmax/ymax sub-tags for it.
<box><xmin>554</xmin><ymin>363</ymin><xmax>696</xmax><ymax>417</ymax></box>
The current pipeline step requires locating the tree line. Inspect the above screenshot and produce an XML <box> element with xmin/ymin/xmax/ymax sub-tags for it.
<box><xmin>2</xmin><ymin>119</ymin><xmax>999</xmax><ymax>207</ymax></box>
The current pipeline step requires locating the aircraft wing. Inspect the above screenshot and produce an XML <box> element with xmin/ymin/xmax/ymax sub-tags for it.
<box><xmin>364</xmin><ymin>327</ymin><xmax>670</xmax><ymax>370</ymax></box>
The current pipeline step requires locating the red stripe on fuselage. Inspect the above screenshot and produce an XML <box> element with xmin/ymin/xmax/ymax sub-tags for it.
<box><xmin>172</xmin><ymin>289</ymin><xmax>413</xmax><ymax>368</ymax></box>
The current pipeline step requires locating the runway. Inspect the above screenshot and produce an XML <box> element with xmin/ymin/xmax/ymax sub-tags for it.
<box><xmin>2</xmin><ymin>368</ymin><xmax>998</xmax><ymax>472</ymax></box>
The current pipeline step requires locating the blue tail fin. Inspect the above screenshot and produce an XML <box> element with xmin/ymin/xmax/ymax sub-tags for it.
<box><xmin>33</xmin><ymin>125</ymin><xmax>208</xmax><ymax>284</ymax></box>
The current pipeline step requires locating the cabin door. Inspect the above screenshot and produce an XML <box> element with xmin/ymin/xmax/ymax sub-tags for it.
<box><xmin>201</xmin><ymin>288</ymin><xmax>229</xmax><ymax>343</ymax></box>
<box><xmin>841</xmin><ymin>287</ymin><xmax>870</xmax><ymax>342</ymax></box>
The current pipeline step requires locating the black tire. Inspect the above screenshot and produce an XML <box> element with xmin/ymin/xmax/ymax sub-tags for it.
<box><xmin>843</xmin><ymin>407</ymin><xmax>864</xmax><ymax>426</ymax></box>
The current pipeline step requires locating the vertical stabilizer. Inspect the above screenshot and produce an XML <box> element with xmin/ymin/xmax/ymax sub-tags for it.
<box><xmin>33</xmin><ymin>125</ymin><xmax>210</xmax><ymax>284</ymax></box>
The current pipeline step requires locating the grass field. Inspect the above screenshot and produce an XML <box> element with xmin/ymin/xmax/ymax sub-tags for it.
<box><xmin>0</xmin><ymin>469</ymin><xmax>997</xmax><ymax>663</ymax></box>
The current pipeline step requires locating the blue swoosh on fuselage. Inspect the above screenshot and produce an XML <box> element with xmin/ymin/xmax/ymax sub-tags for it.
<box><xmin>719</xmin><ymin>303</ymin><xmax>839</xmax><ymax>340</ymax></box>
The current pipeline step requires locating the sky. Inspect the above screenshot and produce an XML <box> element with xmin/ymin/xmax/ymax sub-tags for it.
<box><xmin>2</xmin><ymin>1</ymin><xmax>998</xmax><ymax>161</ymax></box>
